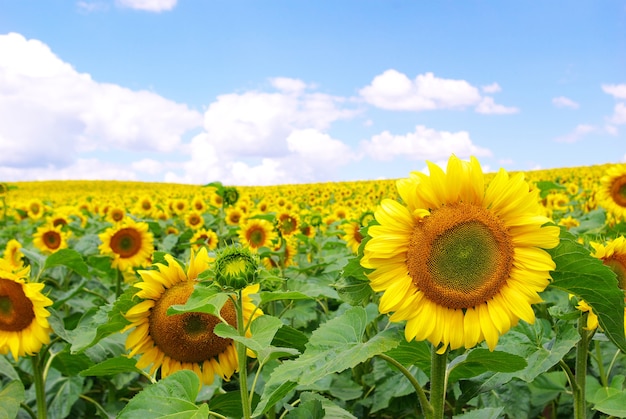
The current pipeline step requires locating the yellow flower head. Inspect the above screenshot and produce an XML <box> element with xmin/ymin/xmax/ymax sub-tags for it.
<box><xmin>98</xmin><ymin>218</ymin><xmax>154</xmax><ymax>271</ymax></box>
<box><xmin>362</xmin><ymin>155</ymin><xmax>560</xmax><ymax>352</ymax></box>
<box><xmin>33</xmin><ymin>223</ymin><xmax>70</xmax><ymax>254</ymax></box>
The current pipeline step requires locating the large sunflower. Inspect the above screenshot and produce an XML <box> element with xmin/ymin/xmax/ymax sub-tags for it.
<box><xmin>578</xmin><ymin>237</ymin><xmax>626</xmax><ymax>333</ymax></box>
<box><xmin>33</xmin><ymin>223</ymin><xmax>70</xmax><ymax>254</ymax></box>
<box><xmin>99</xmin><ymin>218</ymin><xmax>154</xmax><ymax>271</ymax></box>
<box><xmin>361</xmin><ymin>155</ymin><xmax>560</xmax><ymax>352</ymax></box>
<box><xmin>0</xmin><ymin>261</ymin><xmax>53</xmax><ymax>360</ymax></box>
<box><xmin>598</xmin><ymin>164</ymin><xmax>626</xmax><ymax>221</ymax></box>
<box><xmin>123</xmin><ymin>248</ymin><xmax>262</xmax><ymax>385</ymax></box>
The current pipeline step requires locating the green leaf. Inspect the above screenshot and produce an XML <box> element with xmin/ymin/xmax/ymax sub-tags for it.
<box><xmin>548</xmin><ymin>234</ymin><xmax>626</xmax><ymax>352</ymax></box>
<box><xmin>47</xmin><ymin>375</ymin><xmax>84</xmax><ymax>419</ymax></box>
<box><xmin>79</xmin><ymin>356</ymin><xmax>142</xmax><ymax>376</ymax></box>
<box><xmin>448</xmin><ymin>349</ymin><xmax>527</xmax><ymax>383</ymax></box>
<box><xmin>43</xmin><ymin>248</ymin><xmax>89</xmax><ymax>276</ymax></box>
<box><xmin>528</xmin><ymin>371</ymin><xmax>568</xmax><ymax>408</ymax></box>
<box><xmin>208</xmin><ymin>391</ymin><xmax>259</xmax><ymax>418</ymax></box>
<box><xmin>167</xmin><ymin>285</ymin><xmax>229</xmax><ymax>318</ymax></box>
<box><xmin>587</xmin><ymin>375</ymin><xmax>626</xmax><ymax>417</ymax></box>
<box><xmin>271</xmin><ymin>324</ymin><xmax>309</xmax><ymax>354</ymax></box>
<box><xmin>535</xmin><ymin>180</ymin><xmax>566</xmax><ymax>199</ymax></box>
<box><xmin>569</xmin><ymin>208</ymin><xmax>606</xmax><ymax>235</ymax></box>
<box><xmin>453</xmin><ymin>407</ymin><xmax>504</xmax><ymax>419</ymax></box>
<box><xmin>254</xmin><ymin>306</ymin><xmax>402</xmax><ymax>416</ymax></box>
<box><xmin>286</xmin><ymin>399</ymin><xmax>325</xmax><ymax>419</ymax></box>
<box><xmin>50</xmin><ymin>347</ymin><xmax>95</xmax><ymax>376</ymax></box>
<box><xmin>118</xmin><ymin>370</ymin><xmax>202</xmax><ymax>418</ymax></box>
<box><xmin>0</xmin><ymin>380</ymin><xmax>25</xmax><ymax>419</ymax></box>
<box><xmin>294</xmin><ymin>392</ymin><xmax>357</xmax><ymax>419</ymax></box>
<box><xmin>384</xmin><ymin>339</ymin><xmax>431</xmax><ymax>373</ymax></box>
<box><xmin>335</xmin><ymin>275</ymin><xmax>373</xmax><ymax>306</ymax></box>
<box><xmin>259</xmin><ymin>291</ymin><xmax>312</xmax><ymax>304</ymax></box>
<box><xmin>0</xmin><ymin>356</ymin><xmax>19</xmax><ymax>381</ymax></box>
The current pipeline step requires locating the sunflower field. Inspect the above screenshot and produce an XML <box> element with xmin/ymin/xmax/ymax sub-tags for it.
<box><xmin>1</xmin><ymin>157</ymin><xmax>626</xmax><ymax>419</ymax></box>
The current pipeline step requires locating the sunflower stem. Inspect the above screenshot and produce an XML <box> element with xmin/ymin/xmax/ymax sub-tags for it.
<box><xmin>115</xmin><ymin>268</ymin><xmax>122</xmax><ymax>298</ymax></box>
<box><xmin>429</xmin><ymin>346</ymin><xmax>448</xmax><ymax>419</ymax></box>
<box><xmin>377</xmin><ymin>353</ymin><xmax>432</xmax><ymax>417</ymax></box>
<box><xmin>574</xmin><ymin>313</ymin><xmax>590</xmax><ymax>419</ymax></box>
<box><xmin>31</xmin><ymin>354</ymin><xmax>47</xmax><ymax>419</ymax></box>
<box><xmin>235</xmin><ymin>289</ymin><xmax>252</xmax><ymax>419</ymax></box>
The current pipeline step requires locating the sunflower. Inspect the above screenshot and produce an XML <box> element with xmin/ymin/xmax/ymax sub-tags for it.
<box><xmin>341</xmin><ymin>221</ymin><xmax>363</xmax><ymax>254</ymax></box>
<box><xmin>0</xmin><ymin>261</ymin><xmax>53</xmax><ymax>360</ymax></box>
<box><xmin>106</xmin><ymin>206</ymin><xmax>127</xmax><ymax>224</ymax></box>
<box><xmin>361</xmin><ymin>155</ymin><xmax>560</xmax><ymax>352</ymax></box>
<box><xmin>26</xmin><ymin>199</ymin><xmax>45</xmax><ymax>220</ymax></box>
<box><xmin>226</xmin><ymin>207</ymin><xmax>245</xmax><ymax>226</ymax></box>
<box><xmin>33</xmin><ymin>224</ymin><xmax>70</xmax><ymax>254</ymax></box>
<box><xmin>578</xmin><ymin>237</ymin><xmax>626</xmax><ymax>333</ymax></box>
<box><xmin>238</xmin><ymin>219</ymin><xmax>277</xmax><ymax>250</ymax></box>
<box><xmin>98</xmin><ymin>218</ymin><xmax>154</xmax><ymax>271</ymax></box>
<box><xmin>184</xmin><ymin>211</ymin><xmax>205</xmax><ymax>230</ymax></box>
<box><xmin>598</xmin><ymin>164</ymin><xmax>626</xmax><ymax>221</ymax></box>
<box><xmin>123</xmin><ymin>248</ymin><xmax>263</xmax><ymax>385</ymax></box>
<box><xmin>3</xmin><ymin>239</ymin><xmax>24</xmax><ymax>269</ymax></box>
<box><xmin>276</xmin><ymin>211</ymin><xmax>299</xmax><ymax>236</ymax></box>
<box><xmin>190</xmin><ymin>228</ymin><xmax>219</xmax><ymax>251</ymax></box>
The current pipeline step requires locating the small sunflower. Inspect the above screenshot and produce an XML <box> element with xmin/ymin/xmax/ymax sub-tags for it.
<box><xmin>0</xmin><ymin>262</ymin><xmax>53</xmax><ymax>360</ymax></box>
<box><xmin>191</xmin><ymin>228</ymin><xmax>219</xmax><ymax>251</ymax></box>
<box><xmin>598</xmin><ymin>164</ymin><xmax>626</xmax><ymax>221</ymax></box>
<box><xmin>106</xmin><ymin>206</ymin><xmax>127</xmax><ymax>224</ymax></box>
<box><xmin>226</xmin><ymin>207</ymin><xmax>245</xmax><ymax>225</ymax></box>
<box><xmin>361</xmin><ymin>155</ymin><xmax>560</xmax><ymax>352</ymax></box>
<box><xmin>98</xmin><ymin>218</ymin><xmax>154</xmax><ymax>271</ymax></box>
<box><xmin>579</xmin><ymin>237</ymin><xmax>626</xmax><ymax>333</ymax></box>
<box><xmin>238</xmin><ymin>219</ymin><xmax>277</xmax><ymax>250</ymax></box>
<box><xmin>123</xmin><ymin>248</ymin><xmax>263</xmax><ymax>385</ymax></box>
<box><xmin>33</xmin><ymin>224</ymin><xmax>70</xmax><ymax>254</ymax></box>
<box><xmin>184</xmin><ymin>211</ymin><xmax>205</xmax><ymax>230</ymax></box>
<box><xmin>277</xmin><ymin>211</ymin><xmax>299</xmax><ymax>236</ymax></box>
<box><xmin>341</xmin><ymin>221</ymin><xmax>364</xmax><ymax>254</ymax></box>
<box><xmin>3</xmin><ymin>239</ymin><xmax>24</xmax><ymax>269</ymax></box>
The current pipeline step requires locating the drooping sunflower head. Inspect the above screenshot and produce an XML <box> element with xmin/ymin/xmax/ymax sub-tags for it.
<box><xmin>33</xmin><ymin>223</ymin><xmax>70</xmax><ymax>254</ymax></box>
<box><xmin>3</xmin><ymin>239</ymin><xmax>24</xmax><ymax>269</ymax></box>
<box><xmin>0</xmin><ymin>264</ymin><xmax>52</xmax><ymax>360</ymax></box>
<box><xmin>98</xmin><ymin>218</ymin><xmax>154</xmax><ymax>271</ymax></box>
<box><xmin>598</xmin><ymin>164</ymin><xmax>626</xmax><ymax>221</ymax></box>
<box><xmin>123</xmin><ymin>248</ymin><xmax>263</xmax><ymax>385</ymax></box>
<box><xmin>341</xmin><ymin>221</ymin><xmax>363</xmax><ymax>254</ymax></box>
<box><xmin>213</xmin><ymin>245</ymin><xmax>260</xmax><ymax>290</ymax></box>
<box><xmin>361</xmin><ymin>155</ymin><xmax>560</xmax><ymax>352</ymax></box>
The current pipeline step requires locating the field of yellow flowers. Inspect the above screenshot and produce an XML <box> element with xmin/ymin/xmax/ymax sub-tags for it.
<box><xmin>1</xmin><ymin>157</ymin><xmax>626</xmax><ymax>419</ymax></box>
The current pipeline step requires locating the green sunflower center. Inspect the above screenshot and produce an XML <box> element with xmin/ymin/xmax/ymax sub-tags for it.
<box><xmin>149</xmin><ymin>281</ymin><xmax>236</xmax><ymax>363</ymax></box>
<box><xmin>0</xmin><ymin>278</ymin><xmax>35</xmax><ymax>332</ymax></box>
<box><xmin>247</xmin><ymin>226</ymin><xmax>266</xmax><ymax>247</ymax></box>
<box><xmin>407</xmin><ymin>203</ymin><xmax>514</xmax><ymax>309</ymax></box>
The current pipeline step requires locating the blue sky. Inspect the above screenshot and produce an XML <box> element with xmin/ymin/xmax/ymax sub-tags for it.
<box><xmin>0</xmin><ymin>0</ymin><xmax>625</xmax><ymax>185</ymax></box>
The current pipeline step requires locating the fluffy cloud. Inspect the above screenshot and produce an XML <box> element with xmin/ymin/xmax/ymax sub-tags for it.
<box><xmin>359</xmin><ymin>69</ymin><xmax>517</xmax><ymax>114</ymax></box>
<box><xmin>552</xmin><ymin>96</ymin><xmax>580</xmax><ymax>109</ymax></box>
<box><xmin>115</xmin><ymin>0</ymin><xmax>177</xmax><ymax>12</ymax></box>
<box><xmin>360</xmin><ymin>125</ymin><xmax>492</xmax><ymax>161</ymax></box>
<box><xmin>608</xmin><ymin>102</ymin><xmax>626</xmax><ymax>125</ymax></box>
<box><xmin>481</xmin><ymin>83</ymin><xmax>501</xmax><ymax>93</ymax></box>
<box><xmin>554</xmin><ymin>124</ymin><xmax>595</xmax><ymax>143</ymax></box>
<box><xmin>0</xmin><ymin>158</ymin><xmax>140</xmax><ymax>181</ymax></box>
<box><xmin>0</xmin><ymin>33</ymin><xmax>202</xmax><ymax>171</ymax></box>
<box><xmin>602</xmin><ymin>83</ymin><xmax>626</xmax><ymax>99</ymax></box>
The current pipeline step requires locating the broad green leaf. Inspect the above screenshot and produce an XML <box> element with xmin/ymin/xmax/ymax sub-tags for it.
<box><xmin>118</xmin><ymin>370</ymin><xmax>202</xmax><ymax>418</ymax></box>
<box><xmin>0</xmin><ymin>380</ymin><xmax>25</xmax><ymax>419</ymax></box>
<box><xmin>260</xmin><ymin>291</ymin><xmax>312</xmax><ymax>304</ymax></box>
<box><xmin>547</xmin><ymin>234</ymin><xmax>626</xmax><ymax>352</ymax></box>
<box><xmin>569</xmin><ymin>208</ymin><xmax>606</xmax><ymax>235</ymax></box>
<box><xmin>70</xmin><ymin>285</ymin><xmax>137</xmax><ymax>353</ymax></box>
<box><xmin>296</xmin><ymin>392</ymin><xmax>357</xmax><ymax>419</ymax></box>
<box><xmin>587</xmin><ymin>375</ymin><xmax>626</xmax><ymax>416</ymax></box>
<box><xmin>271</xmin><ymin>324</ymin><xmax>309</xmax><ymax>354</ymax></box>
<box><xmin>448</xmin><ymin>349</ymin><xmax>527</xmax><ymax>383</ymax></box>
<box><xmin>167</xmin><ymin>285</ymin><xmax>230</xmax><ymax>318</ymax></box>
<box><xmin>50</xmin><ymin>347</ymin><xmax>94</xmax><ymax>376</ymax></box>
<box><xmin>208</xmin><ymin>391</ymin><xmax>260</xmax><ymax>419</ymax></box>
<box><xmin>43</xmin><ymin>248</ymin><xmax>89</xmax><ymax>276</ymax></box>
<box><xmin>0</xmin><ymin>356</ymin><xmax>19</xmax><ymax>381</ymax></box>
<box><xmin>47</xmin><ymin>375</ymin><xmax>84</xmax><ymax>419</ymax></box>
<box><xmin>453</xmin><ymin>407</ymin><xmax>504</xmax><ymax>419</ymax></box>
<box><xmin>80</xmin><ymin>356</ymin><xmax>142</xmax><ymax>376</ymax></box>
<box><xmin>535</xmin><ymin>180</ymin><xmax>566</xmax><ymax>199</ymax></box>
<box><xmin>285</xmin><ymin>399</ymin><xmax>325</xmax><ymax>419</ymax></box>
<box><xmin>384</xmin><ymin>339</ymin><xmax>431</xmax><ymax>373</ymax></box>
<box><xmin>254</xmin><ymin>306</ymin><xmax>402</xmax><ymax>416</ymax></box>
<box><xmin>335</xmin><ymin>275</ymin><xmax>373</xmax><ymax>306</ymax></box>
<box><xmin>528</xmin><ymin>371</ymin><xmax>568</xmax><ymax>408</ymax></box>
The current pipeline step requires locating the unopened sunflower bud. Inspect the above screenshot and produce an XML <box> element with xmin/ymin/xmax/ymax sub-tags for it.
<box><xmin>214</xmin><ymin>245</ymin><xmax>259</xmax><ymax>290</ymax></box>
<box><xmin>222</xmin><ymin>187</ymin><xmax>240</xmax><ymax>207</ymax></box>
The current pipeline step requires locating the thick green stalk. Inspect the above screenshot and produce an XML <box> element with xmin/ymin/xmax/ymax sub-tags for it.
<box><xmin>31</xmin><ymin>354</ymin><xmax>47</xmax><ymax>419</ymax></box>
<box><xmin>377</xmin><ymin>353</ymin><xmax>432</xmax><ymax>417</ymax></box>
<box><xmin>235</xmin><ymin>290</ymin><xmax>252</xmax><ymax>419</ymax></box>
<box><xmin>429</xmin><ymin>346</ymin><xmax>449</xmax><ymax>419</ymax></box>
<box><xmin>574</xmin><ymin>314</ymin><xmax>589</xmax><ymax>419</ymax></box>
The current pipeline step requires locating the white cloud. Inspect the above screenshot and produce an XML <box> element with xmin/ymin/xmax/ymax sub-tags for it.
<box><xmin>359</xmin><ymin>69</ymin><xmax>517</xmax><ymax>115</ymax></box>
<box><xmin>608</xmin><ymin>102</ymin><xmax>626</xmax><ymax>125</ymax></box>
<box><xmin>115</xmin><ymin>0</ymin><xmax>177</xmax><ymax>12</ymax></box>
<box><xmin>552</xmin><ymin>96</ymin><xmax>580</xmax><ymax>109</ymax></box>
<box><xmin>270</xmin><ymin>77</ymin><xmax>309</xmax><ymax>93</ymax></box>
<box><xmin>554</xmin><ymin>124</ymin><xmax>595</xmax><ymax>143</ymax></box>
<box><xmin>475</xmin><ymin>97</ymin><xmax>519</xmax><ymax>114</ymax></box>
<box><xmin>360</xmin><ymin>125</ymin><xmax>492</xmax><ymax>161</ymax></box>
<box><xmin>0</xmin><ymin>32</ymin><xmax>202</xmax><ymax>170</ymax></box>
<box><xmin>602</xmin><ymin>83</ymin><xmax>626</xmax><ymax>99</ymax></box>
<box><xmin>481</xmin><ymin>83</ymin><xmax>501</xmax><ymax>93</ymax></box>
<box><xmin>0</xmin><ymin>158</ymin><xmax>139</xmax><ymax>182</ymax></box>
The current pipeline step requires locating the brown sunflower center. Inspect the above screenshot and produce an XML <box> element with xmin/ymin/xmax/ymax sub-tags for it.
<box><xmin>43</xmin><ymin>231</ymin><xmax>61</xmax><ymax>250</ymax></box>
<box><xmin>0</xmin><ymin>278</ymin><xmax>36</xmax><ymax>332</ymax></box>
<box><xmin>110</xmin><ymin>228</ymin><xmax>142</xmax><ymax>258</ymax></box>
<box><xmin>189</xmin><ymin>215</ymin><xmax>201</xmax><ymax>225</ymax></box>
<box><xmin>407</xmin><ymin>202</ymin><xmax>514</xmax><ymax>309</ymax></box>
<box><xmin>149</xmin><ymin>281</ymin><xmax>236</xmax><ymax>363</ymax></box>
<box><xmin>247</xmin><ymin>226</ymin><xmax>266</xmax><ymax>247</ymax></box>
<box><xmin>610</xmin><ymin>175</ymin><xmax>626</xmax><ymax>208</ymax></box>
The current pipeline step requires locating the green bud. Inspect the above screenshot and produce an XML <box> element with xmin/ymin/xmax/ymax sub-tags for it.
<box><xmin>222</xmin><ymin>187</ymin><xmax>240</xmax><ymax>206</ymax></box>
<box><xmin>214</xmin><ymin>245</ymin><xmax>259</xmax><ymax>290</ymax></box>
